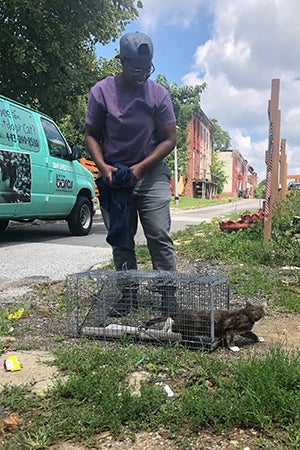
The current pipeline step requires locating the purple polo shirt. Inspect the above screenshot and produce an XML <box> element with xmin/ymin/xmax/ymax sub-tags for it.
<box><xmin>86</xmin><ymin>75</ymin><xmax>176</xmax><ymax>166</ymax></box>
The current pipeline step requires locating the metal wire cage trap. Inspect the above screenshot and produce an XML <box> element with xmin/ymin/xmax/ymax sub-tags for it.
<box><xmin>66</xmin><ymin>269</ymin><xmax>230</xmax><ymax>351</ymax></box>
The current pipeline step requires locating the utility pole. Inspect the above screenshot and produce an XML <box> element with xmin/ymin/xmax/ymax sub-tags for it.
<box><xmin>174</xmin><ymin>144</ymin><xmax>179</xmax><ymax>204</ymax></box>
<box><xmin>280</xmin><ymin>138</ymin><xmax>287</xmax><ymax>200</ymax></box>
<box><xmin>174</xmin><ymin>125</ymin><xmax>180</xmax><ymax>204</ymax></box>
<box><xmin>264</xmin><ymin>79</ymin><xmax>281</xmax><ymax>243</ymax></box>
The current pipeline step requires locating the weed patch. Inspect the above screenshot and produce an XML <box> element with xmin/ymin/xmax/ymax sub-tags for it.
<box><xmin>1</xmin><ymin>343</ymin><xmax>299</xmax><ymax>449</ymax></box>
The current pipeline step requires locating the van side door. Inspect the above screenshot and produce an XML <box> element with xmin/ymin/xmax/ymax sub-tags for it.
<box><xmin>40</xmin><ymin>118</ymin><xmax>78</xmax><ymax>214</ymax></box>
<box><xmin>1</xmin><ymin>99</ymin><xmax>45</xmax><ymax>218</ymax></box>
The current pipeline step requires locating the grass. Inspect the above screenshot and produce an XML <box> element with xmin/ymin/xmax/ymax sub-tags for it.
<box><xmin>0</xmin><ymin>192</ymin><xmax>300</xmax><ymax>449</ymax></box>
<box><xmin>1</xmin><ymin>344</ymin><xmax>299</xmax><ymax>449</ymax></box>
<box><xmin>170</xmin><ymin>195</ymin><xmax>238</xmax><ymax>209</ymax></box>
<box><xmin>0</xmin><ymin>305</ymin><xmax>30</xmax><ymax>353</ymax></box>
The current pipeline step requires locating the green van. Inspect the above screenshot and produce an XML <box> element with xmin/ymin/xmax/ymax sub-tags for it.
<box><xmin>0</xmin><ymin>95</ymin><xmax>95</xmax><ymax>235</ymax></box>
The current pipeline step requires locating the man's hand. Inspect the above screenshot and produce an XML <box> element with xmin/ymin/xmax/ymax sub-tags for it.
<box><xmin>100</xmin><ymin>164</ymin><xmax>118</xmax><ymax>186</ymax></box>
<box><xmin>122</xmin><ymin>164</ymin><xmax>143</xmax><ymax>188</ymax></box>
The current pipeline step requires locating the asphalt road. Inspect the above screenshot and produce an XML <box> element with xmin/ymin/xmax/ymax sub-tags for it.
<box><xmin>0</xmin><ymin>198</ymin><xmax>261</xmax><ymax>299</ymax></box>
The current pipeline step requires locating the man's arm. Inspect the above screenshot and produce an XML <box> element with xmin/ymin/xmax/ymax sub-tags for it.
<box><xmin>85</xmin><ymin>124</ymin><xmax>117</xmax><ymax>185</ymax></box>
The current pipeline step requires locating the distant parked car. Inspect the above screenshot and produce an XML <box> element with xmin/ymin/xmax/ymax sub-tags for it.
<box><xmin>238</xmin><ymin>190</ymin><xmax>249</xmax><ymax>198</ymax></box>
<box><xmin>287</xmin><ymin>182</ymin><xmax>300</xmax><ymax>191</ymax></box>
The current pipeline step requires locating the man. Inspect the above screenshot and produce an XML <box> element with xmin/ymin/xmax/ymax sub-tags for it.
<box><xmin>85</xmin><ymin>31</ymin><xmax>177</xmax><ymax>315</ymax></box>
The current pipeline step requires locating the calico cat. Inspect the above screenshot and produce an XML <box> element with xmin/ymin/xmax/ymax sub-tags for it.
<box><xmin>145</xmin><ymin>302</ymin><xmax>267</xmax><ymax>352</ymax></box>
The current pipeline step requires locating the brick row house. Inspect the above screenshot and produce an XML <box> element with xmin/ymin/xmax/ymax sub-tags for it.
<box><xmin>179</xmin><ymin>111</ymin><xmax>258</xmax><ymax>198</ymax></box>
<box><xmin>217</xmin><ymin>149</ymin><xmax>258</xmax><ymax>198</ymax></box>
<box><xmin>184</xmin><ymin>111</ymin><xmax>217</xmax><ymax>198</ymax></box>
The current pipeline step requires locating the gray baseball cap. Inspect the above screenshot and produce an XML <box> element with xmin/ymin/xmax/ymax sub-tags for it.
<box><xmin>116</xmin><ymin>32</ymin><xmax>154</xmax><ymax>59</ymax></box>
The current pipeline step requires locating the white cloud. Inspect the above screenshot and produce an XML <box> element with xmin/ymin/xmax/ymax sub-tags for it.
<box><xmin>209</xmin><ymin>0</ymin><xmax>300</xmax><ymax>87</ymax></box>
<box><xmin>136</xmin><ymin>0</ymin><xmax>300</xmax><ymax>181</ymax></box>
<box><xmin>137</xmin><ymin>0</ymin><xmax>207</xmax><ymax>30</ymax></box>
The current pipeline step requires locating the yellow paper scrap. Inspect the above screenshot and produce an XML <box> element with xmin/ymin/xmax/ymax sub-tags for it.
<box><xmin>4</xmin><ymin>355</ymin><xmax>22</xmax><ymax>372</ymax></box>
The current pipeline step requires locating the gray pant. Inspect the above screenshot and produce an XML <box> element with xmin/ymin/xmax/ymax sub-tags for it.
<box><xmin>101</xmin><ymin>160</ymin><xmax>176</xmax><ymax>272</ymax></box>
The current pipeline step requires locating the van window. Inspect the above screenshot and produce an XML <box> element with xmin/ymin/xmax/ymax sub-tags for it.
<box><xmin>41</xmin><ymin>119</ymin><xmax>69</xmax><ymax>159</ymax></box>
<box><xmin>0</xmin><ymin>100</ymin><xmax>40</xmax><ymax>152</ymax></box>
<box><xmin>0</xmin><ymin>99</ymin><xmax>15</xmax><ymax>147</ymax></box>
<box><xmin>9</xmin><ymin>105</ymin><xmax>40</xmax><ymax>152</ymax></box>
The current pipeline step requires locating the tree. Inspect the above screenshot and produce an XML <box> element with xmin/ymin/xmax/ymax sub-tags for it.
<box><xmin>210</xmin><ymin>118</ymin><xmax>231</xmax><ymax>151</ymax></box>
<box><xmin>211</xmin><ymin>151</ymin><xmax>227</xmax><ymax>194</ymax></box>
<box><xmin>58</xmin><ymin>57</ymin><xmax>122</xmax><ymax>151</ymax></box>
<box><xmin>155</xmin><ymin>74</ymin><xmax>207</xmax><ymax>176</ymax></box>
<box><xmin>0</xmin><ymin>0</ymin><xmax>141</xmax><ymax>119</ymax></box>
<box><xmin>208</xmin><ymin>118</ymin><xmax>231</xmax><ymax>193</ymax></box>
<box><xmin>253</xmin><ymin>180</ymin><xmax>266</xmax><ymax>199</ymax></box>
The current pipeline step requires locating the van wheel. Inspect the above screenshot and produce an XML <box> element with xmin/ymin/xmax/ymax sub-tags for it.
<box><xmin>0</xmin><ymin>220</ymin><xmax>9</xmax><ymax>233</ymax></box>
<box><xmin>67</xmin><ymin>196</ymin><xmax>93</xmax><ymax>236</ymax></box>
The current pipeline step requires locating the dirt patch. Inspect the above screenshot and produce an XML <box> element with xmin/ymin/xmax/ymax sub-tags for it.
<box><xmin>0</xmin><ymin>350</ymin><xmax>60</xmax><ymax>395</ymax></box>
<box><xmin>47</xmin><ymin>427</ymin><xmax>290</xmax><ymax>450</ymax></box>
<box><xmin>254</xmin><ymin>313</ymin><xmax>300</xmax><ymax>350</ymax></box>
<box><xmin>50</xmin><ymin>429</ymin><xmax>259</xmax><ymax>450</ymax></box>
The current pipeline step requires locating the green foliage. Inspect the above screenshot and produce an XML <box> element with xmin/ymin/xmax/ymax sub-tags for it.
<box><xmin>170</xmin><ymin>196</ymin><xmax>233</xmax><ymax>209</ymax></box>
<box><xmin>229</xmin><ymin>266</ymin><xmax>300</xmax><ymax>313</ymax></box>
<box><xmin>135</xmin><ymin>245</ymin><xmax>151</xmax><ymax>266</ymax></box>
<box><xmin>98</xmin><ymin>56</ymin><xmax>123</xmax><ymax>79</ymax></box>
<box><xmin>156</xmin><ymin>75</ymin><xmax>206</xmax><ymax>123</ymax></box>
<box><xmin>267</xmin><ymin>192</ymin><xmax>300</xmax><ymax>271</ymax></box>
<box><xmin>254</xmin><ymin>179</ymin><xmax>266</xmax><ymax>199</ymax></box>
<box><xmin>178</xmin><ymin>347</ymin><xmax>300</xmax><ymax>431</ymax></box>
<box><xmin>230</xmin><ymin>347</ymin><xmax>300</xmax><ymax>427</ymax></box>
<box><xmin>272</xmin><ymin>191</ymin><xmax>300</xmax><ymax>236</ymax></box>
<box><xmin>210</xmin><ymin>118</ymin><xmax>231</xmax><ymax>151</ymax></box>
<box><xmin>174</xmin><ymin>193</ymin><xmax>300</xmax><ymax>267</ymax></box>
<box><xmin>0</xmin><ymin>0</ymin><xmax>140</xmax><ymax>120</ymax></box>
<box><xmin>211</xmin><ymin>151</ymin><xmax>228</xmax><ymax>194</ymax></box>
<box><xmin>207</xmin><ymin>118</ymin><xmax>231</xmax><ymax>193</ymax></box>
<box><xmin>165</xmin><ymin>125</ymin><xmax>188</xmax><ymax>177</ymax></box>
<box><xmin>0</xmin><ymin>307</ymin><xmax>13</xmax><ymax>337</ymax></box>
<box><xmin>57</xmin><ymin>58</ymin><xmax>122</xmax><ymax>152</ymax></box>
<box><xmin>174</xmin><ymin>219</ymin><xmax>265</xmax><ymax>263</ymax></box>
<box><xmin>57</xmin><ymin>95</ymin><xmax>88</xmax><ymax>150</ymax></box>
<box><xmin>0</xmin><ymin>305</ymin><xmax>29</xmax><ymax>338</ymax></box>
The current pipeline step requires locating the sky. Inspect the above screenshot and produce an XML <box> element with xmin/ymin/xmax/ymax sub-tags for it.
<box><xmin>97</xmin><ymin>0</ymin><xmax>300</xmax><ymax>183</ymax></box>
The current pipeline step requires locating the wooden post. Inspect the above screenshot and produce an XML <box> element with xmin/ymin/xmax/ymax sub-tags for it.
<box><xmin>280</xmin><ymin>138</ymin><xmax>287</xmax><ymax>199</ymax></box>
<box><xmin>264</xmin><ymin>79</ymin><xmax>281</xmax><ymax>243</ymax></box>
